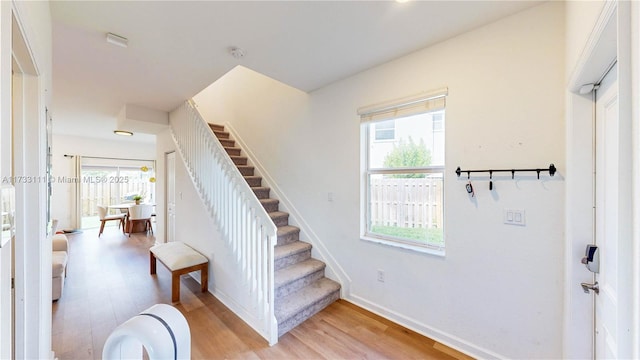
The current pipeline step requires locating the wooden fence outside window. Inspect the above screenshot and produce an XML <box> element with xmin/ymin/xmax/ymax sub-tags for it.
<box><xmin>370</xmin><ymin>177</ymin><xmax>442</xmax><ymax>229</ymax></box>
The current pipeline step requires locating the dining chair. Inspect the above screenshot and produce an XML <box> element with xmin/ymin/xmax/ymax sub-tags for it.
<box><xmin>97</xmin><ymin>205</ymin><xmax>126</xmax><ymax>237</ymax></box>
<box><xmin>127</xmin><ymin>204</ymin><xmax>154</xmax><ymax>237</ymax></box>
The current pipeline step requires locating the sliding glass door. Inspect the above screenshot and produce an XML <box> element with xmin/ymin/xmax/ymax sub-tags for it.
<box><xmin>80</xmin><ymin>157</ymin><xmax>155</xmax><ymax>229</ymax></box>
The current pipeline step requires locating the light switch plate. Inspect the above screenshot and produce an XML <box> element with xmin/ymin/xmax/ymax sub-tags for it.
<box><xmin>504</xmin><ymin>208</ymin><xmax>526</xmax><ymax>226</ymax></box>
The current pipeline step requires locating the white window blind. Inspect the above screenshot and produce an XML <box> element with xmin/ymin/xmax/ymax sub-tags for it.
<box><xmin>80</xmin><ymin>157</ymin><xmax>155</xmax><ymax>169</ymax></box>
<box><xmin>358</xmin><ymin>87</ymin><xmax>448</xmax><ymax>123</ymax></box>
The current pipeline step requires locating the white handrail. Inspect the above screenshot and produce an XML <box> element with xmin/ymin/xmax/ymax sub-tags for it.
<box><xmin>169</xmin><ymin>100</ymin><xmax>279</xmax><ymax>345</ymax></box>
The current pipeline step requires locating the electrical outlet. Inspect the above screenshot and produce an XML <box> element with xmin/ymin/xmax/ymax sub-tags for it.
<box><xmin>377</xmin><ymin>269</ymin><xmax>385</xmax><ymax>283</ymax></box>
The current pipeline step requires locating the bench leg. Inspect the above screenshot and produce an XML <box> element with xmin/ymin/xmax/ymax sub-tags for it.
<box><xmin>172</xmin><ymin>272</ymin><xmax>180</xmax><ymax>303</ymax></box>
<box><xmin>150</xmin><ymin>252</ymin><xmax>157</xmax><ymax>275</ymax></box>
<box><xmin>201</xmin><ymin>263</ymin><xmax>208</xmax><ymax>294</ymax></box>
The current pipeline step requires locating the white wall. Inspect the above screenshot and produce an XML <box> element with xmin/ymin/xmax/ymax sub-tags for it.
<box><xmin>633</xmin><ymin>4</ymin><xmax>640</xmax><ymax>357</ymax></box>
<box><xmin>51</xmin><ymin>134</ymin><xmax>156</xmax><ymax>229</ymax></box>
<box><xmin>192</xmin><ymin>3</ymin><xmax>565</xmax><ymax>358</ymax></box>
<box><xmin>565</xmin><ymin>1</ymin><xmax>607</xmax><ymax>83</ymax></box>
<box><xmin>2</xmin><ymin>1</ymin><xmax>53</xmax><ymax>358</ymax></box>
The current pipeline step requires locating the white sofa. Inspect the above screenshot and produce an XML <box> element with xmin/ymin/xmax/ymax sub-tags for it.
<box><xmin>52</xmin><ymin>233</ymin><xmax>69</xmax><ymax>301</ymax></box>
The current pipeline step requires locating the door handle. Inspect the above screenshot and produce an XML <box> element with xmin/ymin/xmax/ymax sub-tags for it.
<box><xmin>581</xmin><ymin>281</ymin><xmax>599</xmax><ymax>295</ymax></box>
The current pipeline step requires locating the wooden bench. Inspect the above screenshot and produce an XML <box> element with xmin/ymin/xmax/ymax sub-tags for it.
<box><xmin>149</xmin><ymin>242</ymin><xmax>208</xmax><ymax>303</ymax></box>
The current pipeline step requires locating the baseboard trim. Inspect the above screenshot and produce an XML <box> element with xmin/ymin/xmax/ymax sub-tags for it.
<box><xmin>207</xmin><ymin>284</ymin><xmax>273</xmax><ymax>345</ymax></box>
<box><xmin>346</xmin><ymin>293</ymin><xmax>504</xmax><ymax>359</ymax></box>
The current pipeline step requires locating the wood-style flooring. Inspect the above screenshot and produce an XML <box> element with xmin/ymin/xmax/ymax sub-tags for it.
<box><xmin>52</xmin><ymin>227</ymin><xmax>473</xmax><ymax>360</ymax></box>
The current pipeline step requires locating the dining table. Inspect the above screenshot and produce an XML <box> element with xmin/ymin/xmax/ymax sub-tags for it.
<box><xmin>108</xmin><ymin>203</ymin><xmax>155</xmax><ymax>234</ymax></box>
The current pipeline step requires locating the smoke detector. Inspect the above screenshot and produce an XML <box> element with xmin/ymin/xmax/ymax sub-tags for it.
<box><xmin>229</xmin><ymin>47</ymin><xmax>245</xmax><ymax>59</ymax></box>
<box><xmin>106</xmin><ymin>32</ymin><xmax>128</xmax><ymax>48</ymax></box>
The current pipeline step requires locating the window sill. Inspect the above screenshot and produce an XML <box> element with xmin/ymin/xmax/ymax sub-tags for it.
<box><xmin>360</xmin><ymin>235</ymin><xmax>445</xmax><ymax>257</ymax></box>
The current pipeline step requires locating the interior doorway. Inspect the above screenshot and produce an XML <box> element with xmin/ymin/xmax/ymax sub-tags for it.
<box><xmin>7</xmin><ymin>9</ymin><xmax>49</xmax><ymax>359</ymax></box>
<box><xmin>165</xmin><ymin>152</ymin><xmax>176</xmax><ymax>244</ymax></box>
<box><xmin>77</xmin><ymin>157</ymin><xmax>156</xmax><ymax>229</ymax></box>
<box><xmin>566</xmin><ymin>1</ymin><xmax>638</xmax><ymax>358</ymax></box>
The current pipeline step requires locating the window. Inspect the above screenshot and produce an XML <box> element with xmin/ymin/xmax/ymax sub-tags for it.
<box><xmin>374</xmin><ymin>120</ymin><xmax>395</xmax><ymax>141</ymax></box>
<box><xmin>359</xmin><ymin>89</ymin><xmax>446</xmax><ymax>254</ymax></box>
<box><xmin>432</xmin><ymin>113</ymin><xmax>443</xmax><ymax>132</ymax></box>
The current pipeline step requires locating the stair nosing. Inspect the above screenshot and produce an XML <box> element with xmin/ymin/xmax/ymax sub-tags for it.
<box><xmin>269</xmin><ymin>211</ymin><xmax>289</xmax><ymax>218</ymax></box>
<box><xmin>277</xmin><ymin>225</ymin><xmax>299</xmax><ymax>235</ymax></box>
<box><xmin>275</xmin><ymin>259</ymin><xmax>325</xmax><ymax>287</ymax></box>
<box><xmin>274</xmin><ymin>241</ymin><xmax>312</xmax><ymax>260</ymax></box>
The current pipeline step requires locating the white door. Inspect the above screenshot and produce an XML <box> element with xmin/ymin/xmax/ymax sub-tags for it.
<box><xmin>165</xmin><ymin>152</ymin><xmax>176</xmax><ymax>243</ymax></box>
<box><xmin>594</xmin><ymin>63</ymin><xmax>629</xmax><ymax>359</ymax></box>
<box><xmin>0</xmin><ymin>239</ymin><xmax>12</xmax><ymax>359</ymax></box>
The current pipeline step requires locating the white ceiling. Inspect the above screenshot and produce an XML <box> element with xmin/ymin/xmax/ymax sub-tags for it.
<box><xmin>51</xmin><ymin>1</ymin><xmax>542</xmax><ymax>143</ymax></box>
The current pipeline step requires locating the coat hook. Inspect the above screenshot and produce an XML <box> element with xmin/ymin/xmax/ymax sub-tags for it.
<box><xmin>455</xmin><ymin>163</ymin><xmax>557</xmax><ymax>181</ymax></box>
<box><xmin>489</xmin><ymin>171</ymin><xmax>493</xmax><ymax>190</ymax></box>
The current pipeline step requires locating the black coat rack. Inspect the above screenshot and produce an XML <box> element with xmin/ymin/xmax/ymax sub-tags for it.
<box><xmin>455</xmin><ymin>163</ymin><xmax>557</xmax><ymax>180</ymax></box>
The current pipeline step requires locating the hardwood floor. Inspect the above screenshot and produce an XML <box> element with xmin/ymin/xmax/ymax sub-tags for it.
<box><xmin>52</xmin><ymin>227</ymin><xmax>472</xmax><ymax>360</ymax></box>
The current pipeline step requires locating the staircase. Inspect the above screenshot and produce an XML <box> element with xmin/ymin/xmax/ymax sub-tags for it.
<box><xmin>210</xmin><ymin>123</ymin><xmax>341</xmax><ymax>337</ymax></box>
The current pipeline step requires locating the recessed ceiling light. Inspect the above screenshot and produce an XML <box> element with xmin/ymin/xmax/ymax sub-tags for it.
<box><xmin>395</xmin><ymin>0</ymin><xmax>410</xmax><ymax>3</ymax></box>
<box><xmin>106</xmin><ymin>32</ymin><xmax>128</xmax><ymax>48</ymax></box>
<box><xmin>113</xmin><ymin>130</ymin><xmax>133</xmax><ymax>136</ymax></box>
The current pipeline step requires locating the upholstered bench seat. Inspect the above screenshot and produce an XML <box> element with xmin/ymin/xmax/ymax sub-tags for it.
<box><xmin>150</xmin><ymin>242</ymin><xmax>208</xmax><ymax>303</ymax></box>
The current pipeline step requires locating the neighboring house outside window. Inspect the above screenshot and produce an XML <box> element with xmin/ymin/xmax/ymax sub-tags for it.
<box><xmin>359</xmin><ymin>89</ymin><xmax>446</xmax><ymax>255</ymax></box>
<box><xmin>374</xmin><ymin>120</ymin><xmax>395</xmax><ymax>141</ymax></box>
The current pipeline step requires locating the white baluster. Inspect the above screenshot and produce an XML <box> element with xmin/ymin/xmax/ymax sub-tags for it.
<box><xmin>170</xmin><ymin>101</ymin><xmax>278</xmax><ymax>344</ymax></box>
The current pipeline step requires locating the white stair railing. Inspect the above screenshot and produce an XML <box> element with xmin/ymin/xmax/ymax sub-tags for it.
<box><xmin>170</xmin><ymin>100</ymin><xmax>279</xmax><ymax>345</ymax></box>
